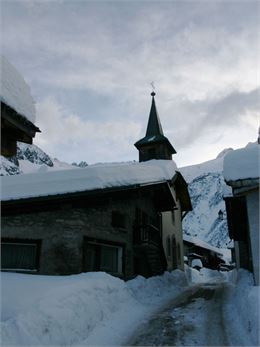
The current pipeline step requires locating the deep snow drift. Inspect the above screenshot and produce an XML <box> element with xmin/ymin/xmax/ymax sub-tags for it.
<box><xmin>1</xmin><ymin>271</ymin><xmax>187</xmax><ymax>346</ymax></box>
<box><xmin>1</xmin><ymin>268</ymin><xmax>258</xmax><ymax>346</ymax></box>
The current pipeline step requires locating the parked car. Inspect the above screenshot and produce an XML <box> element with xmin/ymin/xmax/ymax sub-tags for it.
<box><xmin>191</xmin><ymin>258</ymin><xmax>203</xmax><ymax>271</ymax></box>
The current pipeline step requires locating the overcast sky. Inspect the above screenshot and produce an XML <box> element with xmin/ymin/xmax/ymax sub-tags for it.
<box><xmin>2</xmin><ymin>0</ymin><xmax>259</xmax><ymax>167</ymax></box>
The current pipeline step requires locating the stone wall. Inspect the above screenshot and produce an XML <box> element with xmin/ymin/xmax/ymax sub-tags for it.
<box><xmin>2</xmin><ymin>191</ymin><xmax>158</xmax><ymax>278</ymax></box>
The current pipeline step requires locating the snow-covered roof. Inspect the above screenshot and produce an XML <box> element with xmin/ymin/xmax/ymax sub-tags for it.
<box><xmin>183</xmin><ymin>235</ymin><xmax>223</xmax><ymax>256</ymax></box>
<box><xmin>1</xmin><ymin>56</ymin><xmax>36</xmax><ymax>124</ymax></box>
<box><xmin>1</xmin><ymin>160</ymin><xmax>177</xmax><ymax>201</ymax></box>
<box><xmin>223</xmin><ymin>144</ymin><xmax>259</xmax><ymax>182</ymax></box>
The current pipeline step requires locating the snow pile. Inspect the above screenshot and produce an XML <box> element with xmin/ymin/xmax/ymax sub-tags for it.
<box><xmin>223</xmin><ymin>143</ymin><xmax>259</xmax><ymax>182</ymax></box>
<box><xmin>223</xmin><ymin>269</ymin><xmax>260</xmax><ymax>346</ymax></box>
<box><xmin>1</xmin><ymin>270</ymin><xmax>187</xmax><ymax>346</ymax></box>
<box><xmin>1</xmin><ymin>56</ymin><xmax>36</xmax><ymax>123</ymax></box>
<box><xmin>185</xmin><ymin>265</ymin><xmax>227</xmax><ymax>284</ymax></box>
<box><xmin>1</xmin><ymin>159</ymin><xmax>177</xmax><ymax>201</ymax></box>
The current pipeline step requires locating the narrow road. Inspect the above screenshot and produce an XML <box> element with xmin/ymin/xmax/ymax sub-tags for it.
<box><xmin>126</xmin><ymin>283</ymin><xmax>231</xmax><ymax>346</ymax></box>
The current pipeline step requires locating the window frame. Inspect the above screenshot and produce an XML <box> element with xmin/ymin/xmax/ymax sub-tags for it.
<box><xmin>1</xmin><ymin>238</ymin><xmax>41</xmax><ymax>272</ymax></box>
<box><xmin>83</xmin><ymin>237</ymin><xmax>125</xmax><ymax>276</ymax></box>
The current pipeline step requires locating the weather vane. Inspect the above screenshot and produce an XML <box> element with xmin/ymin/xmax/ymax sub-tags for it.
<box><xmin>150</xmin><ymin>81</ymin><xmax>156</xmax><ymax>96</ymax></box>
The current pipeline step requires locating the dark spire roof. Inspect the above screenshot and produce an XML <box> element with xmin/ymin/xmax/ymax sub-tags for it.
<box><xmin>134</xmin><ymin>92</ymin><xmax>176</xmax><ymax>155</ymax></box>
<box><xmin>145</xmin><ymin>92</ymin><xmax>164</xmax><ymax>137</ymax></box>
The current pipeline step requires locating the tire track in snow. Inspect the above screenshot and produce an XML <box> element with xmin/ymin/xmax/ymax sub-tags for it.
<box><xmin>126</xmin><ymin>283</ymin><xmax>231</xmax><ymax>346</ymax></box>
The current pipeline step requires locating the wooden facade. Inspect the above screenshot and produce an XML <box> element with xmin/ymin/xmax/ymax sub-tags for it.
<box><xmin>1</xmin><ymin>102</ymin><xmax>40</xmax><ymax>157</ymax></box>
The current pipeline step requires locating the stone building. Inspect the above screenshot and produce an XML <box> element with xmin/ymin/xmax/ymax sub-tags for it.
<box><xmin>1</xmin><ymin>92</ymin><xmax>191</xmax><ymax>278</ymax></box>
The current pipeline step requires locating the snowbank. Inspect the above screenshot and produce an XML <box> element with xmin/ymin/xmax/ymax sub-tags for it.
<box><xmin>1</xmin><ymin>56</ymin><xmax>36</xmax><ymax>124</ymax></box>
<box><xmin>223</xmin><ymin>144</ymin><xmax>259</xmax><ymax>182</ymax></box>
<box><xmin>1</xmin><ymin>159</ymin><xmax>177</xmax><ymax>201</ymax></box>
<box><xmin>185</xmin><ymin>265</ymin><xmax>227</xmax><ymax>284</ymax></box>
<box><xmin>223</xmin><ymin>269</ymin><xmax>260</xmax><ymax>346</ymax></box>
<box><xmin>1</xmin><ymin>270</ymin><xmax>187</xmax><ymax>346</ymax></box>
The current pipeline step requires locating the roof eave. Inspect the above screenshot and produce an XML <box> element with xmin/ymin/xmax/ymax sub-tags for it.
<box><xmin>1</xmin><ymin>101</ymin><xmax>41</xmax><ymax>135</ymax></box>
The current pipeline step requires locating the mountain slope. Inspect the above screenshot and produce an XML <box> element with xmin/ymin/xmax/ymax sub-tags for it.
<box><xmin>180</xmin><ymin>150</ymin><xmax>233</xmax><ymax>248</ymax></box>
<box><xmin>0</xmin><ymin>143</ymin><xmax>75</xmax><ymax>176</ymax></box>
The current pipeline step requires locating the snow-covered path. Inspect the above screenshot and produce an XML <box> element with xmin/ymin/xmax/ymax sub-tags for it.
<box><xmin>127</xmin><ymin>282</ymin><xmax>233</xmax><ymax>346</ymax></box>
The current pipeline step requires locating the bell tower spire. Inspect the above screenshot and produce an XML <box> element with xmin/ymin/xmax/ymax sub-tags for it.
<box><xmin>145</xmin><ymin>91</ymin><xmax>164</xmax><ymax>137</ymax></box>
<box><xmin>134</xmin><ymin>92</ymin><xmax>176</xmax><ymax>162</ymax></box>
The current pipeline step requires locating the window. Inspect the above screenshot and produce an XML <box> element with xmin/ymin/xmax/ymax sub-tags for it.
<box><xmin>111</xmin><ymin>211</ymin><xmax>126</xmax><ymax>228</ymax></box>
<box><xmin>100</xmin><ymin>245</ymin><xmax>121</xmax><ymax>273</ymax></box>
<box><xmin>1</xmin><ymin>240</ymin><xmax>40</xmax><ymax>271</ymax></box>
<box><xmin>84</xmin><ymin>239</ymin><xmax>123</xmax><ymax>275</ymax></box>
<box><xmin>166</xmin><ymin>236</ymin><xmax>171</xmax><ymax>257</ymax></box>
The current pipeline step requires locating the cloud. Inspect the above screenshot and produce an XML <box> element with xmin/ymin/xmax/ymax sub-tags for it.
<box><xmin>34</xmin><ymin>97</ymin><xmax>141</xmax><ymax>163</ymax></box>
<box><xmin>167</xmin><ymin>88</ymin><xmax>260</xmax><ymax>150</ymax></box>
<box><xmin>2</xmin><ymin>1</ymin><xmax>259</xmax><ymax>166</ymax></box>
<box><xmin>2</xmin><ymin>1</ymin><xmax>258</xmax><ymax>100</ymax></box>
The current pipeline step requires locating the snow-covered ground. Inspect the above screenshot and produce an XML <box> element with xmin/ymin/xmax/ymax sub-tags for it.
<box><xmin>223</xmin><ymin>269</ymin><xmax>260</xmax><ymax>346</ymax></box>
<box><xmin>1</xmin><ymin>268</ymin><xmax>258</xmax><ymax>346</ymax></box>
<box><xmin>1</xmin><ymin>270</ymin><xmax>187</xmax><ymax>346</ymax></box>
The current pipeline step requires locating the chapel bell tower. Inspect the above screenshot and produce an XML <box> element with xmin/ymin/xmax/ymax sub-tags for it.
<box><xmin>134</xmin><ymin>92</ymin><xmax>176</xmax><ymax>162</ymax></box>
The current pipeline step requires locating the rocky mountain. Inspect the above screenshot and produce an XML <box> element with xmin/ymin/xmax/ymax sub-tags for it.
<box><xmin>0</xmin><ymin>143</ymin><xmax>75</xmax><ymax>176</ymax></box>
<box><xmin>180</xmin><ymin>150</ymin><xmax>233</xmax><ymax>248</ymax></box>
<box><xmin>17</xmin><ymin>142</ymin><xmax>54</xmax><ymax>167</ymax></box>
<box><xmin>72</xmin><ymin>161</ymin><xmax>88</xmax><ymax>168</ymax></box>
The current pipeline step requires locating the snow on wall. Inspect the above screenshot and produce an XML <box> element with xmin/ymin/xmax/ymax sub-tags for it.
<box><xmin>1</xmin><ymin>56</ymin><xmax>36</xmax><ymax>124</ymax></box>
<box><xmin>223</xmin><ymin>144</ymin><xmax>259</xmax><ymax>182</ymax></box>
<box><xmin>1</xmin><ymin>159</ymin><xmax>177</xmax><ymax>201</ymax></box>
